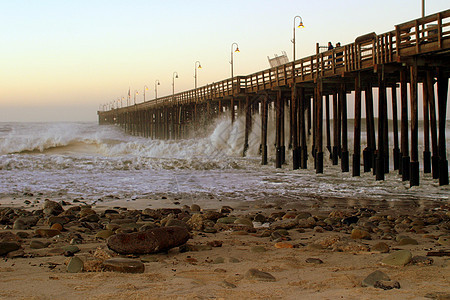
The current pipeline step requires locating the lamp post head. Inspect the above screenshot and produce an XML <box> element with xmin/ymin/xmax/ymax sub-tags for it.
<box><xmin>198</xmin><ymin>64</ymin><xmax>202</xmax><ymax>69</ymax></box>
<box><xmin>175</xmin><ymin>74</ymin><xmax>179</xmax><ymax>79</ymax></box>
<box><xmin>298</xmin><ymin>22</ymin><xmax>304</xmax><ymax>28</ymax></box>
<box><xmin>234</xmin><ymin>47</ymin><xmax>240</xmax><ymax>53</ymax></box>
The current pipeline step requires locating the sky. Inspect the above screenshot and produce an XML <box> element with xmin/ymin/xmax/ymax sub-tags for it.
<box><xmin>1</xmin><ymin>0</ymin><xmax>449</xmax><ymax>122</ymax></box>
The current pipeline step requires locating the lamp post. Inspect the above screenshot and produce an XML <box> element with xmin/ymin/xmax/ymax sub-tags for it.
<box><xmin>422</xmin><ymin>0</ymin><xmax>425</xmax><ymax>17</ymax></box>
<box><xmin>134</xmin><ymin>91</ymin><xmax>138</xmax><ymax>105</ymax></box>
<box><xmin>230</xmin><ymin>42</ymin><xmax>240</xmax><ymax>79</ymax></box>
<box><xmin>121</xmin><ymin>97</ymin><xmax>124</xmax><ymax>108</ymax></box>
<box><xmin>172</xmin><ymin>72</ymin><xmax>179</xmax><ymax>101</ymax></box>
<box><xmin>194</xmin><ymin>61</ymin><xmax>202</xmax><ymax>90</ymax></box>
<box><xmin>144</xmin><ymin>85</ymin><xmax>149</xmax><ymax>102</ymax></box>
<box><xmin>155</xmin><ymin>80</ymin><xmax>160</xmax><ymax>99</ymax></box>
<box><xmin>292</xmin><ymin>15</ymin><xmax>304</xmax><ymax>63</ymax></box>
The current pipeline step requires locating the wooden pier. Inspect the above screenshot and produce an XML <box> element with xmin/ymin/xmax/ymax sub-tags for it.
<box><xmin>99</xmin><ymin>10</ymin><xmax>450</xmax><ymax>187</ymax></box>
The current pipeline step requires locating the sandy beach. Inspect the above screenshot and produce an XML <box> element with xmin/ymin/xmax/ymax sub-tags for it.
<box><xmin>1</xmin><ymin>193</ymin><xmax>449</xmax><ymax>300</ymax></box>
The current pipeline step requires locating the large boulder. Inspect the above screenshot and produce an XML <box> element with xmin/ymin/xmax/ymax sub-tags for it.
<box><xmin>107</xmin><ymin>226</ymin><xmax>189</xmax><ymax>254</ymax></box>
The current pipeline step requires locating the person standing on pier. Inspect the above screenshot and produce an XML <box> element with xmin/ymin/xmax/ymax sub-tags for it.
<box><xmin>336</xmin><ymin>42</ymin><xmax>343</xmax><ymax>66</ymax></box>
<box><xmin>328</xmin><ymin>42</ymin><xmax>334</xmax><ymax>65</ymax></box>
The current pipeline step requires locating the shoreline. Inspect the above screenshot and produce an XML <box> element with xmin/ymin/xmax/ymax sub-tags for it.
<box><xmin>0</xmin><ymin>194</ymin><xmax>449</xmax><ymax>299</ymax></box>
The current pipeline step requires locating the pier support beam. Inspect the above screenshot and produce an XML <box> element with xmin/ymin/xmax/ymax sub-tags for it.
<box><xmin>391</xmin><ymin>84</ymin><xmax>400</xmax><ymax>171</ymax></box>
<box><xmin>332</xmin><ymin>92</ymin><xmax>339</xmax><ymax>165</ymax></box>
<box><xmin>316</xmin><ymin>80</ymin><xmax>324</xmax><ymax>174</ymax></box>
<box><xmin>261</xmin><ymin>94</ymin><xmax>268</xmax><ymax>165</ymax></box>
<box><xmin>243</xmin><ymin>95</ymin><xmax>252</xmax><ymax>157</ymax></box>
<box><xmin>409</xmin><ymin>64</ymin><xmax>420</xmax><ymax>187</ymax></box>
<box><xmin>400</xmin><ymin>69</ymin><xmax>410</xmax><ymax>181</ymax></box>
<box><xmin>353</xmin><ymin>73</ymin><xmax>361</xmax><ymax>177</ymax></box>
<box><xmin>437</xmin><ymin>68</ymin><xmax>449</xmax><ymax>186</ymax></box>
<box><xmin>427</xmin><ymin>70</ymin><xmax>439</xmax><ymax>179</ymax></box>
<box><xmin>299</xmin><ymin>87</ymin><xmax>308</xmax><ymax>169</ymax></box>
<box><xmin>364</xmin><ymin>85</ymin><xmax>376</xmax><ymax>172</ymax></box>
<box><xmin>340</xmin><ymin>84</ymin><xmax>349</xmax><ymax>172</ymax></box>
<box><xmin>422</xmin><ymin>78</ymin><xmax>431</xmax><ymax>173</ymax></box>
<box><xmin>376</xmin><ymin>72</ymin><xmax>387</xmax><ymax>180</ymax></box>
<box><xmin>275</xmin><ymin>90</ymin><xmax>283</xmax><ymax>168</ymax></box>
<box><xmin>292</xmin><ymin>86</ymin><xmax>300</xmax><ymax>169</ymax></box>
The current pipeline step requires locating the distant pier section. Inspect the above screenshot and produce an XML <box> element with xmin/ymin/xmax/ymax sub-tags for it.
<box><xmin>99</xmin><ymin>10</ymin><xmax>450</xmax><ymax>187</ymax></box>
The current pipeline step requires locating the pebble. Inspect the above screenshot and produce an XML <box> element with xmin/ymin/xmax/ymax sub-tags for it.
<box><xmin>190</xmin><ymin>204</ymin><xmax>201</xmax><ymax>212</ymax></box>
<box><xmin>397</xmin><ymin>237</ymin><xmax>419</xmax><ymax>245</ymax></box>
<box><xmin>30</xmin><ymin>240</ymin><xmax>48</xmax><ymax>249</ymax></box>
<box><xmin>107</xmin><ymin>226</ymin><xmax>190</xmax><ymax>254</ymax></box>
<box><xmin>245</xmin><ymin>268</ymin><xmax>276</xmax><ymax>282</ymax></box>
<box><xmin>35</xmin><ymin>229</ymin><xmax>60</xmax><ymax>238</ymax></box>
<box><xmin>351</xmin><ymin>229</ymin><xmax>371</xmax><ymax>240</ymax></box>
<box><xmin>220</xmin><ymin>280</ymin><xmax>237</xmax><ymax>288</ymax></box>
<box><xmin>381</xmin><ymin>250</ymin><xmax>412</xmax><ymax>266</ymax></box>
<box><xmin>362</xmin><ymin>270</ymin><xmax>390</xmax><ymax>287</ymax></box>
<box><xmin>274</xmin><ymin>242</ymin><xmax>293</xmax><ymax>249</ymax></box>
<box><xmin>0</xmin><ymin>242</ymin><xmax>20</xmax><ymax>256</ymax></box>
<box><xmin>67</xmin><ymin>256</ymin><xmax>84</xmax><ymax>273</ymax></box>
<box><xmin>217</xmin><ymin>217</ymin><xmax>237</xmax><ymax>224</ymax></box>
<box><xmin>96</xmin><ymin>230</ymin><xmax>115</xmax><ymax>239</ymax></box>
<box><xmin>213</xmin><ymin>257</ymin><xmax>225</xmax><ymax>264</ymax></box>
<box><xmin>410</xmin><ymin>255</ymin><xmax>434</xmax><ymax>266</ymax></box>
<box><xmin>251</xmin><ymin>246</ymin><xmax>267</xmax><ymax>253</ymax></box>
<box><xmin>374</xmin><ymin>280</ymin><xmax>401</xmax><ymax>290</ymax></box>
<box><xmin>229</xmin><ymin>257</ymin><xmax>240</xmax><ymax>263</ymax></box>
<box><xmin>371</xmin><ymin>242</ymin><xmax>390</xmax><ymax>253</ymax></box>
<box><xmin>305</xmin><ymin>258</ymin><xmax>323</xmax><ymax>264</ymax></box>
<box><xmin>102</xmin><ymin>258</ymin><xmax>145</xmax><ymax>273</ymax></box>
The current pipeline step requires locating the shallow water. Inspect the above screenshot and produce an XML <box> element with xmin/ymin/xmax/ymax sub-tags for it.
<box><xmin>0</xmin><ymin>115</ymin><xmax>449</xmax><ymax>208</ymax></box>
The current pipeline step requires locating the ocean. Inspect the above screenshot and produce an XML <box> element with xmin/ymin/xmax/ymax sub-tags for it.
<box><xmin>0</xmin><ymin>115</ymin><xmax>449</xmax><ymax>210</ymax></box>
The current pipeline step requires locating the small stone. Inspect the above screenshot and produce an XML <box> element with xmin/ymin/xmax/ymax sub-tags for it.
<box><xmin>362</xmin><ymin>270</ymin><xmax>390</xmax><ymax>287</ymax></box>
<box><xmin>229</xmin><ymin>257</ymin><xmax>240</xmax><ymax>263</ymax></box>
<box><xmin>51</xmin><ymin>223</ymin><xmax>63</xmax><ymax>231</ymax></box>
<box><xmin>251</xmin><ymin>246</ymin><xmax>267</xmax><ymax>253</ymax></box>
<box><xmin>381</xmin><ymin>250</ymin><xmax>412</xmax><ymax>266</ymax></box>
<box><xmin>213</xmin><ymin>257</ymin><xmax>225</xmax><ymax>264</ymax></box>
<box><xmin>372</xmin><ymin>242</ymin><xmax>390</xmax><ymax>253</ymax></box>
<box><xmin>0</xmin><ymin>242</ymin><xmax>20</xmax><ymax>256</ymax></box>
<box><xmin>217</xmin><ymin>217</ymin><xmax>237</xmax><ymax>224</ymax></box>
<box><xmin>254</xmin><ymin>214</ymin><xmax>266</xmax><ymax>223</ymax></box>
<box><xmin>140</xmin><ymin>255</ymin><xmax>158</xmax><ymax>263</ymax></box>
<box><xmin>102</xmin><ymin>258</ymin><xmax>145</xmax><ymax>273</ymax></box>
<box><xmin>67</xmin><ymin>256</ymin><xmax>84</xmax><ymax>273</ymax></box>
<box><xmin>234</xmin><ymin>218</ymin><xmax>253</xmax><ymax>227</ymax></box>
<box><xmin>43</xmin><ymin>199</ymin><xmax>64</xmax><ymax>216</ymax></box>
<box><xmin>351</xmin><ymin>229</ymin><xmax>371</xmax><ymax>240</ymax></box>
<box><xmin>374</xmin><ymin>280</ymin><xmax>401</xmax><ymax>290</ymax></box>
<box><xmin>35</xmin><ymin>229</ymin><xmax>60</xmax><ymax>238</ymax></box>
<box><xmin>202</xmin><ymin>227</ymin><xmax>217</xmax><ymax>233</ymax></box>
<box><xmin>96</xmin><ymin>230</ymin><xmax>115</xmax><ymax>239</ymax></box>
<box><xmin>63</xmin><ymin>245</ymin><xmax>80</xmax><ymax>255</ymax></box>
<box><xmin>397</xmin><ymin>237</ymin><xmax>419</xmax><ymax>245</ymax></box>
<box><xmin>305</xmin><ymin>258</ymin><xmax>323</xmax><ymax>264</ymax></box>
<box><xmin>245</xmin><ymin>268</ymin><xmax>276</xmax><ymax>282</ymax></box>
<box><xmin>220</xmin><ymin>280</ymin><xmax>237</xmax><ymax>288</ymax></box>
<box><xmin>207</xmin><ymin>240</ymin><xmax>222</xmax><ymax>247</ymax></box>
<box><xmin>190</xmin><ymin>204</ymin><xmax>201</xmax><ymax>212</ymax></box>
<box><xmin>410</xmin><ymin>256</ymin><xmax>433</xmax><ymax>266</ymax></box>
<box><xmin>166</xmin><ymin>219</ymin><xmax>188</xmax><ymax>228</ymax></box>
<box><xmin>13</xmin><ymin>220</ymin><xmax>28</xmax><ymax>230</ymax></box>
<box><xmin>274</xmin><ymin>242</ymin><xmax>293</xmax><ymax>249</ymax></box>
<box><xmin>30</xmin><ymin>240</ymin><xmax>48</xmax><ymax>249</ymax></box>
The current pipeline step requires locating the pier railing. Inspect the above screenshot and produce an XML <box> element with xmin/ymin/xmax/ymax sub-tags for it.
<box><xmin>102</xmin><ymin>9</ymin><xmax>450</xmax><ymax>114</ymax></box>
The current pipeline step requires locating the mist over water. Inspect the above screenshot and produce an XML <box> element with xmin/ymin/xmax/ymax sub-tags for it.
<box><xmin>0</xmin><ymin>115</ymin><xmax>449</xmax><ymax>208</ymax></box>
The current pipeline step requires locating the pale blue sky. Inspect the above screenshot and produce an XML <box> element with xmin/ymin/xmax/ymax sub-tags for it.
<box><xmin>1</xmin><ymin>0</ymin><xmax>449</xmax><ymax>122</ymax></box>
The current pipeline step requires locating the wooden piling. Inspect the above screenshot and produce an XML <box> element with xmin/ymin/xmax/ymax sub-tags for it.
<box><xmin>291</xmin><ymin>86</ymin><xmax>300</xmax><ymax>169</ymax></box>
<box><xmin>299</xmin><ymin>87</ymin><xmax>308</xmax><ymax>169</ymax></box>
<box><xmin>243</xmin><ymin>95</ymin><xmax>252</xmax><ymax>157</ymax></box>
<box><xmin>422</xmin><ymin>75</ymin><xmax>431</xmax><ymax>173</ymax></box>
<box><xmin>376</xmin><ymin>72</ymin><xmax>386</xmax><ymax>181</ymax></box>
<box><xmin>325</xmin><ymin>94</ymin><xmax>331</xmax><ymax>158</ymax></box>
<box><xmin>353</xmin><ymin>73</ymin><xmax>362</xmax><ymax>177</ymax></box>
<box><xmin>391</xmin><ymin>85</ymin><xmax>400</xmax><ymax>170</ymax></box>
<box><xmin>409</xmin><ymin>65</ymin><xmax>420</xmax><ymax>187</ymax></box>
<box><xmin>426</xmin><ymin>70</ymin><xmax>439</xmax><ymax>179</ymax></box>
<box><xmin>261</xmin><ymin>94</ymin><xmax>268</xmax><ymax>165</ymax></box>
<box><xmin>316</xmin><ymin>80</ymin><xmax>324</xmax><ymax>174</ymax></box>
<box><xmin>400</xmin><ymin>69</ymin><xmax>410</xmax><ymax>181</ymax></box>
<box><xmin>340</xmin><ymin>83</ymin><xmax>349</xmax><ymax>172</ymax></box>
<box><xmin>437</xmin><ymin>68</ymin><xmax>449</xmax><ymax>185</ymax></box>
<box><xmin>332</xmin><ymin>92</ymin><xmax>339</xmax><ymax>165</ymax></box>
<box><xmin>364</xmin><ymin>85</ymin><xmax>376</xmax><ymax>172</ymax></box>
